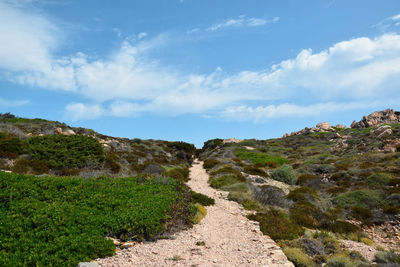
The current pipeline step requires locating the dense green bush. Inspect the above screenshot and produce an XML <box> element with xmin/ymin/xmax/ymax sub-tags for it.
<box><xmin>334</xmin><ymin>190</ymin><xmax>384</xmax><ymax>210</ymax></box>
<box><xmin>326</xmin><ymin>255</ymin><xmax>354</xmax><ymax>267</ymax></box>
<box><xmin>248</xmin><ymin>208</ymin><xmax>304</xmax><ymax>240</ymax></box>
<box><xmin>271</xmin><ymin>164</ymin><xmax>297</xmax><ymax>185</ymax></box>
<box><xmin>191</xmin><ymin>191</ymin><xmax>215</xmax><ymax>206</ymax></box>
<box><xmin>0</xmin><ymin>132</ymin><xmax>26</xmax><ymax>158</ymax></box>
<box><xmin>235</xmin><ymin>149</ymin><xmax>287</xmax><ymax>166</ymax></box>
<box><xmin>167</xmin><ymin>141</ymin><xmax>196</xmax><ymax>154</ymax></box>
<box><xmin>0</xmin><ymin>172</ymin><xmax>192</xmax><ymax>266</ymax></box>
<box><xmin>27</xmin><ymin>135</ymin><xmax>105</xmax><ymax>168</ymax></box>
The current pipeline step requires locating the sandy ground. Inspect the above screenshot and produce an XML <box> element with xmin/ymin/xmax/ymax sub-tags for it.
<box><xmin>96</xmin><ymin>160</ymin><xmax>294</xmax><ymax>267</ymax></box>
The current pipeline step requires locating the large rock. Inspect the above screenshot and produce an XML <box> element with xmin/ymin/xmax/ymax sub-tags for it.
<box><xmin>372</xmin><ymin>125</ymin><xmax>393</xmax><ymax>139</ymax></box>
<box><xmin>316</xmin><ymin>122</ymin><xmax>333</xmax><ymax>131</ymax></box>
<box><xmin>351</xmin><ymin>109</ymin><xmax>400</xmax><ymax>128</ymax></box>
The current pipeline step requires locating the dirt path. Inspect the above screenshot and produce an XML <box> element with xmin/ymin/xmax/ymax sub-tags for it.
<box><xmin>96</xmin><ymin>160</ymin><xmax>294</xmax><ymax>266</ymax></box>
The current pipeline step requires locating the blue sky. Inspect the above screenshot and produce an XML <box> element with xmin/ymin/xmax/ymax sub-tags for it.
<box><xmin>1</xmin><ymin>0</ymin><xmax>400</xmax><ymax>147</ymax></box>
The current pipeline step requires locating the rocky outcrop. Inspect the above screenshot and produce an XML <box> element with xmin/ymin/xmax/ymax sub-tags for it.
<box><xmin>372</xmin><ymin>125</ymin><xmax>393</xmax><ymax>139</ymax></box>
<box><xmin>351</xmin><ymin>109</ymin><xmax>400</xmax><ymax>128</ymax></box>
<box><xmin>283</xmin><ymin>122</ymin><xmax>347</xmax><ymax>138</ymax></box>
<box><xmin>223</xmin><ymin>138</ymin><xmax>243</xmax><ymax>144</ymax></box>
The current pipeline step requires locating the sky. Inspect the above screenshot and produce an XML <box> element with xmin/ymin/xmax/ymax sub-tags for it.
<box><xmin>1</xmin><ymin>0</ymin><xmax>400</xmax><ymax>147</ymax></box>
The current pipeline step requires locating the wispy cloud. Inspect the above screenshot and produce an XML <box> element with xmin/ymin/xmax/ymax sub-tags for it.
<box><xmin>1</xmin><ymin>1</ymin><xmax>400</xmax><ymax>121</ymax></box>
<box><xmin>0</xmin><ymin>98</ymin><xmax>29</xmax><ymax>108</ymax></box>
<box><xmin>207</xmin><ymin>15</ymin><xmax>279</xmax><ymax>31</ymax></box>
<box><xmin>373</xmin><ymin>13</ymin><xmax>400</xmax><ymax>32</ymax></box>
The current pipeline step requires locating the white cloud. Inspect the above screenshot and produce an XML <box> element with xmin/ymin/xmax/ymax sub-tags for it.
<box><xmin>65</xmin><ymin>103</ymin><xmax>103</xmax><ymax>121</ymax></box>
<box><xmin>221</xmin><ymin>102</ymin><xmax>377</xmax><ymax>123</ymax></box>
<box><xmin>137</xmin><ymin>32</ymin><xmax>147</xmax><ymax>39</ymax></box>
<box><xmin>373</xmin><ymin>13</ymin><xmax>400</xmax><ymax>32</ymax></box>
<box><xmin>0</xmin><ymin>98</ymin><xmax>29</xmax><ymax>108</ymax></box>
<box><xmin>1</xmin><ymin>1</ymin><xmax>400</xmax><ymax>122</ymax></box>
<box><xmin>207</xmin><ymin>16</ymin><xmax>279</xmax><ymax>31</ymax></box>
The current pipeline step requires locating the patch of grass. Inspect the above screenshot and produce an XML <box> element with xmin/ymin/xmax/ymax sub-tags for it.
<box><xmin>203</xmin><ymin>158</ymin><xmax>220</xmax><ymax>170</ymax></box>
<box><xmin>0</xmin><ymin>172</ymin><xmax>192</xmax><ymax>266</ymax></box>
<box><xmin>248</xmin><ymin>208</ymin><xmax>304</xmax><ymax>240</ymax></box>
<box><xmin>27</xmin><ymin>135</ymin><xmax>105</xmax><ymax>169</ymax></box>
<box><xmin>326</xmin><ymin>254</ymin><xmax>354</xmax><ymax>267</ymax></box>
<box><xmin>235</xmin><ymin>148</ymin><xmax>288</xmax><ymax>166</ymax></box>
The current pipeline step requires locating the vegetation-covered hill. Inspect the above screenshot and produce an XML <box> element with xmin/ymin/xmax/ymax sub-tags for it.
<box><xmin>0</xmin><ymin>113</ymin><xmax>216</xmax><ymax>267</ymax></box>
<box><xmin>200</xmin><ymin>109</ymin><xmax>400</xmax><ymax>266</ymax></box>
<box><xmin>0</xmin><ymin>113</ymin><xmax>196</xmax><ymax>179</ymax></box>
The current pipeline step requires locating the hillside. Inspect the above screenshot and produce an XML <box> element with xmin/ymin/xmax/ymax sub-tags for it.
<box><xmin>1</xmin><ymin>110</ymin><xmax>400</xmax><ymax>266</ymax></box>
<box><xmin>0</xmin><ymin>113</ymin><xmax>195</xmax><ymax>179</ymax></box>
<box><xmin>199</xmin><ymin>109</ymin><xmax>400</xmax><ymax>266</ymax></box>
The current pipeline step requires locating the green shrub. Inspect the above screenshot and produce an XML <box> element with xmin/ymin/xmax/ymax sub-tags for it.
<box><xmin>290</xmin><ymin>203</ymin><xmax>318</xmax><ymax>228</ymax></box>
<box><xmin>375</xmin><ymin>250</ymin><xmax>400</xmax><ymax>264</ymax></box>
<box><xmin>334</xmin><ymin>190</ymin><xmax>384</xmax><ymax>210</ymax></box>
<box><xmin>326</xmin><ymin>255</ymin><xmax>355</xmax><ymax>267</ymax></box>
<box><xmin>167</xmin><ymin>141</ymin><xmax>196</xmax><ymax>154</ymax></box>
<box><xmin>27</xmin><ymin>135</ymin><xmax>105</xmax><ymax>168</ymax></box>
<box><xmin>235</xmin><ymin>149</ymin><xmax>287</xmax><ymax>166</ymax></box>
<box><xmin>326</xmin><ymin>221</ymin><xmax>361</xmax><ymax>235</ymax></box>
<box><xmin>0</xmin><ymin>132</ymin><xmax>26</xmax><ymax>158</ymax></box>
<box><xmin>270</xmin><ymin>164</ymin><xmax>297</xmax><ymax>185</ymax></box>
<box><xmin>191</xmin><ymin>203</ymin><xmax>207</xmax><ymax>224</ymax></box>
<box><xmin>350</xmin><ymin>207</ymin><xmax>373</xmax><ymax>225</ymax></box>
<box><xmin>0</xmin><ymin>172</ymin><xmax>192</xmax><ymax>266</ymax></box>
<box><xmin>283</xmin><ymin>247</ymin><xmax>316</xmax><ymax>267</ymax></box>
<box><xmin>209</xmin><ymin>175</ymin><xmax>246</xmax><ymax>189</ymax></box>
<box><xmin>287</xmin><ymin>187</ymin><xmax>319</xmax><ymax>202</ymax></box>
<box><xmin>248</xmin><ymin>208</ymin><xmax>304</xmax><ymax>240</ymax></box>
<box><xmin>166</xmin><ymin>168</ymin><xmax>190</xmax><ymax>182</ymax></box>
<box><xmin>366</xmin><ymin>173</ymin><xmax>392</xmax><ymax>186</ymax></box>
<box><xmin>202</xmin><ymin>138</ymin><xmax>223</xmax><ymax>150</ymax></box>
<box><xmin>191</xmin><ymin>191</ymin><xmax>215</xmax><ymax>206</ymax></box>
<box><xmin>203</xmin><ymin>158</ymin><xmax>220</xmax><ymax>170</ymax></box>
<box><xmin>243</xmin><ymin>165</ymin><xmax>269</xmax><ymax>177</ymax></box>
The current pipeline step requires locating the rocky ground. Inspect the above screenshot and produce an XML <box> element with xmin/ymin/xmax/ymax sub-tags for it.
<box><xmin>95</xmin><ymin>160</ymin><xmax>294</xmax><ymax>267</ymax></box>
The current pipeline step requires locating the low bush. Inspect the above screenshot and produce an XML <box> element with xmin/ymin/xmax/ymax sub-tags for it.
<box><xmin>351</xmin><ymin>207</ymin><xmax>373</xmax><ymax>225</ymax></box>
<box><xmin>0</xmin><ymin>172</ymin><xmax>192</xmax><ymax>266</ymax></box>
<box><xmin>27</xmin><ymin>135</ymin><xmax>105</xmax><ymax>168</ymax></box>
<box><xmin>326</xmin><ymin>221</ymin><xmax>361</xmax><ymax>235</ymax></box>
<box><xmin>283</xmin><ymin>247</ymin><xmax>316</xmax><ymax>267</ymax></box>
<box><xmin>191</xmin><ymin>203</ymin><xmax>207</xmax><ymax>224</ymax></box>
<box><xmin>203</xmin><ymin>158</ymin><xmax>220</xmax><ymax>170</ymax></box>
<box><xmin>0</xmin><ymin>132</ymin><xmax>26</xmax><ymax>158</ymax></box>
<box><xmin>271</xmin><ymin>164</ymin><xmax>297</xmax><ymax>185</ymax></box>
<box><xmin>235</xmin><ymin>149</ymin><xmax>287</xmax><ymax>166</ymax></box>
<box><xmin>248</xmin><ymin>208</ymin><xmax>304</xmax><ymax>240</ymax></box>
<box><xmin>202</xmin><ymin>138</ymin><xmax>223</xmax><ymax>150</ymax></box>
<box><xmin>253</xmin><ymin>185</ymin><xmax>290</xmax><ymax>207</ymax></box>
<box><xmin>191</xmin><ymin>191</ymin><xmax>215</xmax><ymax>206</ymax></box>
<box><xmin>334</xmin><ymin>190</ymin><xmax>384</xmax><ymax>210</ymax></box>
<box><xmin>290</xmin><ymin>203</ymin><xmax>319</xmax><ymax>228</ymax></box>
<box><xmin>209</xmin><ymin>175</ymin><xmax>246</xmax><ymax>189</ymax></box>
<box><xmin>366</xmin><ymin>173</ymin><xmax>392</xmax><ymax>186</ymax></box>
<box><xmin>326</xmin><ymin>254</ymin><xmax>354</xmax><ymax>267</ymax></box>
<box><xmin>375</xmin><ymin>251</ymin><xmax>400</xmax><ymax>264</ymax></box>
<box><xmin>243</xmin><ymin>165</ymin><xmax>268</xmax><ymax>177</ymax></box>
<box><xmin>166</xmin><ymin>168</ymin><xmax>190</xmax><ymax>182</ymax></box>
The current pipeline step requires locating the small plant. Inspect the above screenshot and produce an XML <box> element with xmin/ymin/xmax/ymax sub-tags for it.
<box><xmin>195</xmin><ymin>241</ymin><xmax>206</xmax><ymax>246</ymax></box>
<box><xmin>334</xmin><ymin>190</ymin><xmax>384</xmax><ymax>210</ymax></box>
<box><xmin>191</xmin><ymin>203</ymin><xmax>207</xmax><ymax>224</ymax></box>
<box><xmin>283</xmin><ymin>247</ymin><xmax>316</xmax><ymax>267</ymax></box>
<box><xmin>271</xmin><ymin>164</ymin><xmax>297</xmax><ymax>185</ymax></box>
<box><xmin>360</xmin><ymin>237</ymin><xmax>374</xmax><ymax>246</ymax></box>
<box><xmin>169</xmin><ymin>255</ymin><xmax>182</xmax><ymax>261</ymax></box>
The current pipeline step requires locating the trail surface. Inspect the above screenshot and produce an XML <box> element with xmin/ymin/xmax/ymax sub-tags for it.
<box><xmin>96</xmin><ymin>160</ymin><xmax>293</xmax><ymax>266</ymax></box>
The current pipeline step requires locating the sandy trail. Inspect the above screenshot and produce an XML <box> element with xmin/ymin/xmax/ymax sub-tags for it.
<box><xmin>96</xmin><ymin>160</ymin><xmax>293</xmax><ymax>267</ymax></box>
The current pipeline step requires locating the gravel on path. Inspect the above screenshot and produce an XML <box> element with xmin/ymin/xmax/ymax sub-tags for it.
<box><xmin>96</xmin><ymin>160</ymin><xmax>294</xmax><ymax>267</ymax></box>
